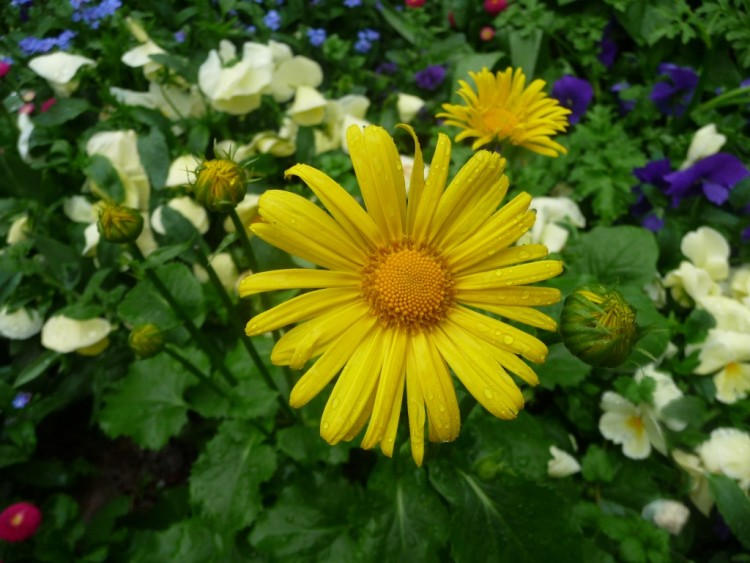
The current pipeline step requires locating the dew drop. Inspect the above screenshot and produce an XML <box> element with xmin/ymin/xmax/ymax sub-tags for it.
<box><xmin>322</xmin><ymin>422</ymin><xmax>329</xmax><ymax>430</ymax></box>
<box><xmin>521</xmin><ymin>290</ymin><xmax>530</xmax><ymax>300</ymax></box>
<box><xmin>503</xmin><ymin>335</ymin><xmax>514</xmax><ymax>345</ymax></box>
<box><xmin>483</xmin><ymin>389</ymin><xmax>493</xmax><ymax>399</ymax></box>
<box><xmin>331</xmin><ymin>399</ymin><xmax>339</xmax><ymax>410</ymax></box>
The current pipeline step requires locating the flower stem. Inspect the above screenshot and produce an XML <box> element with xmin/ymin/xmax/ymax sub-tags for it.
<box><xmin>193</xmin><ymin>239</ymin><xmax>298</xmax><ymax>420</ymax></box>
<box><xmin>129</xmin><ymin>243</ymin><xmax>238</xmax><ymax>387</ymax></box>
<box><xmin>164</xmin><ymin>344</ymin><xmax>230</xmax><ymax>399</ymax></box>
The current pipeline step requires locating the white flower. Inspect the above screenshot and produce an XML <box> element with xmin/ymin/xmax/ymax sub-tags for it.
<box><xmin>287</xmin><ymin>86</ymin><xmax>327</xmax><ymax>126</ymax></box>
<box><xmin>6</xmin><ymin>215</ymin><xmax>30</xmax><ymax>245</ymax></box>
<box><xmin>198</xmin><ymin>41</ymin><xmax>273</xmax><ymax>115</ymax></box>
<box><xmin>165</xmin><ymin>154</ymin><xmax>201</xmax><ymax>188</ymax></box>
<box><xmin>692</xmin><ymin>328</ymin><xmax>750</xmax><ymax>403</ymax></box>
<box><xmin>314</xmin><ymin>94</ymin><xmax>370</xmax><ymax>154</ymax></box>
<box><xmin>41</xmin><ymin>315</ymin><xmax>112</xmax><ymax>355</ymax></box>
<box><xmin>520</xmin><ymin>196</ymin><xmax>586</xmax><ymax>253</ymax></box>
<box><xmin>121</xmin><ymin>40</ymin><xmax>166</xmax><ymax>80</ymax></box>
<box><xmin>730</xmin><ymin>267</ymin><xmax>750</xmax><ymax>307</ymax></box>
<box><xmin>193</xmin><ymin>252</ymin><xmax>239</xmax><ymax>293</ymax></box>
<box><xmin>250</xmin><ymin>119</ymin><xmax>297</xmax><ymax>157</ymax></box>
<box><xmin>636</xmin><ymin>365</ymin><xmax>686</xmax><ymax>432</ymax></box>
<box><xmin>17</xmin><ymin>113</ymin><xmax>35</xmax><ymax>163</ymax></box>
<box><xmin>397</xmin><ymin>93</ymin><xmax>425</xmax><ymax>124</ymax></box>
<box><xmin>399</xmin><ymin>155</ymin><xmax>430</xmax><ymax>194</ymax></box>
<box><xmin>713</xmin><ymin>361</ymin><xmax>750</xmax><ymax>404</ymax></box>
<box><xmin>681</xmin><ymin>226</ymin><xmax>730</xmax><ymax>282</ymax></box>
<box><xmin>86</xmin><ymin>130</ymin><xmax>151</xmax><ymax>211</ymax></box>
<box><xmin>270</xmin><ymin>55</ymin><xmax>323</xmax><ymax>103</ymax></box>
<box><xmin>663</xmin><ymin>261</ymin><xmax>721</xmax><ymax>307</ymax></box>
<box><xmin>673</xmin><ymin>450</ymin><xmax>714</xmax><ymax>515</ymax></box>
<box><xmin>699</xmin><ymin>295</ymin><xmax>750</xmax><ymax>332</ymax></box>
<box><xmin>641</xmin><ymin>500</ymin><xmax>690</xmax><ymax>535</ymax></box>
<box><xmin>0</xmin><ymin>307</ymin><xmax>43</xmax><ymax>340</ymax></box>
<box><xmin>696</xmin><ymin>428</ymin><xmax>750</xmax><ymax>489</ymax></box>
<box><xmin>151</xmin><ymin>197</ymin><xmax>209</xmax><ymax>235</ymax></box>
<box><xmin>28</xmin><ymin>52</ymin><xmax>96</xmax><ymax>97</ymax></box>
<box><xmin>681</xmin><ymin>124</ymin><xmax>726</xmax><ymax>170</ymax></box>
<box><xmin>63</xmin><ymin>196</ymin><xmax>98</xmax><ymax>223</ymax></box>
<box><xmin>644</xmin><ymin>277</ymin><xmax>667</xmax><ymax>308</ymax></box>
<box><xmin>223</xmin><ymin>194</ymin><xmax>260</xmax><ymax>233</ymax></box>
<box><xmin>547</xmin><ymin>446</ymin><xmax>581</xmax><ymax>478</ymax></box>
<box><xmin>599</xmin><ymin>391</ymin><xmax>657</xmax><ymax>459</ymax></box>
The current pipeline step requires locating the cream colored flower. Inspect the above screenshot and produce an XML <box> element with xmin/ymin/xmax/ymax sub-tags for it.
<box><xmin>17</xmin><ymin>113</ymin><xmax>35</xmax><ymax>163</ymax></box>
<box><xmin>165</xmin><ymin>154</ymin><xmax>202</xmax><ymax>188</ymax></box>
<box><xmin>63</xmin><ymin>196</ymin><xmax>98</xmax><ymax>223</ymax></box>
<box><xmin>86</xmin><ymin>130</ymin><xmax>151</xmax><ymax>211</ymax></box>
<box><xmin>0</xmin><ymin>306</ymin><xmax>43</xmax><ymax>340</ymax></box>
<box><xmin>399</xmin><ymin>155</ymin><xmax>429</xmax><ymax>194</ymax></box>
<box><xmin>193</xmin><ymin>252</ymin><xmax>239</xmax><ymax>293</ymax></box>
<box><xmin>223</xmin><ymin>193</ymin><xmax>260</xmax><ymax>233</ymax></box>
<box><xmin>397</xmin><ymin>93</ymin><xmax>425</xmax><ymax>124</ymax></box>
<box><xmin>151</xmin><ymin>197</ymin><xmax>209</xmax><ymax>235</ymax></box>
<box><xmin>680</xmin><ymin>124</ymin><xmax>726</xmax><ymax>170</ymax></box>
<box><xmin>673</xmin><ymin>450</ymin><xmax>713</xmax><ymax>515</ymax></box>
<box><xmin>681</xmin><ymin>226</ymin><xmax>730</xmax><ymax>282</ymax></box>
<box><xmin>41</xmin><ymin>315</ymin><xmax>112</xmax><ymax>355</ymax></box>
<box><xmin>198</xmin><ymin>41</ymin><xmax>273</xmax><ymax>115</ymax></box>
<box><xmin>547</xmin><ymin>446</ymin><xmax>581</xmax><ymax>478</ymax></box>
<box><xmin>287</xmin><ymin>86</ymin><xmax>327</xmax><ymax>126</ymax></box>
<box><xmin>122</xmin><ymin>40</ymin><xmax>166</xmax><ymax>80</ymax></box>
<box><xmin>520</xmin><ymin>196</ymin><xmax>585</xmax><ymax>253</ymax></box>
<box><xmin>314</xmin><ymin>94</ymin><xmax>371</xmax><ymax>154</ymax></box>
<box><xmin>270</xmin><ymin>55</ymin><xmax>323</xmax><ymax>103</ymax></box>
<box><xmin>713</xmin><ymin>362</ymin><xmax>750</xmax><ymax>404</ymax></box>
<box><xmin>599</xmin><ymin>392</ymin><xmax>656</xmax><ymax>459</ymax></box>
<box><xmin>697</xmin><ymin>428</ymin><xmax>750</xmax><ymax>489</ymax></box>
<box><xmin>699</xmin><ymin>295</ymin><xmax>750</xmax><ymax>332</ymax></box>
<box><xmin>663</xmin><ymin>261</ymin><xmax>721</xmax><ymax>307</ymax></box>
<box><xmin>730</xmin><ymin>267</ymin><xmax>750</xmax><ymax>307</ymax></box>
<box><xmin>250</xmin><ymin>119</ymin><xmax>298</xmax><ymax>157</ymax></box>
<box><xmin>641</xmin><ymin>500</ymin><xmax>690</xmax><ymax>535</ymax></box>
<box><xmin>636</xmin><ymin>365</ymin><xmax>686</xmax><ymax>432</ymax></box>
<box><xmin>28</xmin><ymin>52</ymin><xmax>96</xmax><ymax>97</ymax></box>
<box><xmin>6</xmin><ymin>215</ymin><xmax>30</xmax><ymax>245</ymax></box>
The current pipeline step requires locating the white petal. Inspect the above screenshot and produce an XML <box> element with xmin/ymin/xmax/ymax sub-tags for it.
<box><xmin>698</xmin><ymin>295</ymin><xmax>750</xmax><ymax>332</ymax></box>
<box><xmin>41</xmin><ymin>315</ymin><xmax>112</xmax><ymax>353</ymax></box>
<box><xmin>0</xmin><ymin>307</ymin><xmax>43</xmax><ymax>340</ymax></box>
<box><xmin>64</xmin><ymin>196</ymin><xmax>98</xmax><ymax>223</ymax></box>
<box><xmin>165</xmin><ymin>154</ymin><xmax>201</xmax><ymax>188</ymax></box>
<box><xmin>28</xmin><ymin>52</ymin><xmax>96</xmax><ymax>97</ymax></box>
<box><xmin>681</xmin><ymin>227</ymin><xmax>730</xmax><ymax>281</ymax></box>
<box><xmin>270</xmin><ymin>56</ymin><xmax>323</xmax><ymax>102</ymax></box>
<box><xmin>287</xmin><ymin>86</ymin><xmax>327</xmax><ymax>126</ymax></box>
<box><xmin>547</xmin><ymin>446</ymin><xmax>581</xmax><ymax>478</ymax></box>
<box><xmin>152</xmin><ymin>197</ymin><xmax>209</xmax><ymax>235</ymax></box>
<box><xmin>6</xmin><ymin>215</ymin><xmax>29</xmax><ymax>245</ymax></box>
<box><xmin>642</xmin><ymin>500</ymin><xmax>691</xmax><ymax>535</ymax></box>
<box><xmin>695</xmin><ymin>329</ymin><xmax>750</xmax><ymax>374</ymax></box>
<box><xmin>109</xmin><ymin>87</ymin><xmax>157</xmax><ymax>109</ymax></box>
<box><xmin>681</xmin><ymin>124</ymin><xmax>726</xmax><ymax>169</ymax></box>
<box><xmin>663</xmin><ymin>261</ymin><xmax>721</xmax><ymax>306</ymax></box>
<box><xmin>396</xmin><ymin>93</ymin><xmax>425</xmax><ymax>124</ymax></box>
<box><xmin>697</xmin><ymin>428</ymin><xmax>750</xmax><ymax>488</ymax></box>
<box><xmin>121</xmin><ymin>41</ymin><xmax>165</xmax><ymax>68</ymax></box>
<box><xmin>223</xmin><ymin>193</ymin><xmax>260</xmax><ymax>233</ymax></box>
<box><xmin>82</xmin><ymin>222</ymin><xmax>100</xmax><ymax>256</ymax></box>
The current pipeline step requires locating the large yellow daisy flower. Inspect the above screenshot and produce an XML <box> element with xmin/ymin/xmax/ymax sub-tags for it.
<box><xmin>239</xmin><ymin>124</ymin><xmax>562</xmax><ymax>465</ymax></box>
<box><xmin>437</xmin><ymin>67</ymin><xmax>571</xmax><ymax>157</ymax></box>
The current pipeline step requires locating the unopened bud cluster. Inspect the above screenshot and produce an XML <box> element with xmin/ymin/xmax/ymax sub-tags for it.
<box><xmin>193</xmin><ymin>159</ymin><xmax>247</xmax><ymax>213</ymax></box>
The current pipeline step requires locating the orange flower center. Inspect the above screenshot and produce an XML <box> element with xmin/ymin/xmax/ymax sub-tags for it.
<box><xmin>11</xmin><ymin>513</ymin><xmax>24</xmax><ymax>527</ymax></box>
<box><xmin>482</xmin><ymin>107</ymin><xmax>519</xmax><ymax>138</ymax></box>
<box><xmin>362</xmin><ymin>241</ymin><xmax>454</xmax><ymax>330</ymax></box>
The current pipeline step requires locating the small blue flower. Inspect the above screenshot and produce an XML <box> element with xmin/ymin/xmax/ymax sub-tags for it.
<box><xmin>246</xmin><ymin>24</ymin><xmax>257</xmax><ymax>34</ymax></box>
<box><xmin>174</xmin><ymin>30</ymin><xmax>186</xmax><ymax>43</ymax></box>
<box><xmin>354</xmin><ymin>28</ymin><xmax>379</xmax><ymax>54</ymax></box>
<box><xmin>12</xmin><ymin>0</ymin><xmax>34</xmax><ymax>6</ymax></box>
<box><xmin>12</xmin><ymin>392</ymin><xmax>32</xmax><ymax>410</ymax></box>
<box><xmin>264</xmin><ymin>9</ymin><xmax>281</xmax><ymax>30</ymax></box>
<box><xmin>344</xmin><ymin>0</ymin><xmax>362</xmax><ymax>6</ymax></box>
<box><xmin>307</xmin><ymin>28</ymin><xmax>327</xmax><ymax>47</ymax></box>
<box><xmin>71</xmin><ymin>0</ymin><xmax>121</xmax><ymax>29</ymax></box>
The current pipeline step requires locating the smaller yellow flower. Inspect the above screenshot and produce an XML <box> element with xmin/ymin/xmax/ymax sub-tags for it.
<box><xmin>438</xmin><ymin>67</ymin><xmax>571</xmax><ymax>156</ymax></box>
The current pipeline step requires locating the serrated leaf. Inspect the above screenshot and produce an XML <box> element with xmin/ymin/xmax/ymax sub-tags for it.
<box><xmin>190</xmin><ymin>421</ymin><xmax>277</xmax><ymax>532</ymax></box>
<box><xmin>186</xmin><ymin>377</ymin><xmax>278</xmax><ymax>420</ymax></box>
<box><xmin>430</xmin><ymin>463</ymin><xmax>583</xmax><ymax>563</ymax></box>
<box><xmin>707</xmin><ymin>473</ymin><xmax>750</xmax><ymax>549</ymax></box>
<box><xmin>128</xmin><ymin>519</ymin><xmax>220</xmax><ymax>563</ymax></box>
<box><xmin>99</xmin><ymin>354</ymin><xmax>194</xmax><ymax>449</ymax></box>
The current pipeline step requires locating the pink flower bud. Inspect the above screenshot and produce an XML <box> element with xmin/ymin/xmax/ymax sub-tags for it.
<box><xmin>405</xmin><ymin>0</ymin><xmax>425</xmax><ymax>7</ymax></box>
<box><xmin>480</xmin><ymin>26</ymin><xmax>495</xmax><ymax>41</ymax></box>
<box><xmin>0</xmin><ymin>502</ymin><xmax>42</xmax><ymax>543</ymax></box>
<box><xmin>484</xmin><ymin>0</ymin><xmax>508</xmax><ymax>15</ymax></box>
<box><xmin>40</xmin><ymin>98</ymin><xmax>57</xmax><ymax>113</ymax></box>
<box><xmin>0</xmin><ymin>61</ymin><xmax>11</xmax><ymax>79</ymax></box>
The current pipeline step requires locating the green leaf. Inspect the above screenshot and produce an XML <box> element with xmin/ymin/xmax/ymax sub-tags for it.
<box><xmin>33</xmin><ymin>98</ymin><xmax>91</xmax><ymax>127</ymax></box>
<box><xmin>190</xmin><ymin>421</ymin><xmax>277</xmax><ymax>532</ymax></box>
<box><xmin>127</xmin><ymin>519</ymin><xmax>221</xmax><ymax>563</ymax></box>
<box><xmin>659</xmin><ymin>396</ymin><xmax>708</xmax><ymax>429</ymax></box>
<box><xmin>581</xmin><ymin>445</ymin><xmax>617</xmax><ymax>483</ymax></box>
<box><xmin>277</xmin><ymin>425</ymin><xmax>350</xmax><ymax>466</ymax></box>
<box><xmin>85</xmin><ymin>154</ymin><xmax>126</xmax><ymax>203</ymax></box>
<box><xmin>568</xmin><ymin>226</ymin><xmax>659</xmax><ymax>287</ymax></box>
<box><xmin>98</xmin><ymin>354</ymin><xmax>194</xmax><ymax>449</ymax></box>
<box><xmin>363</xmin><ymin>467</ymin><xmax>449</xmax><ymax>561</ymax></box>
<box><xmin>537</xmin><ymin>343</ymin><xmax>592</xmax><ymax>390</ymax></box>
<box><xmin>509</xmin><ymin>29</ymin><xmax>543</xmax><ymax>77</ymax></box>
<box><xmin>707</xmin><ymin>473</ymin><xmax>750</xmax><ymax>549</ymax></box>
<box><xmin>430</xmin><ymin>464</ymin><xmax>583</xmax><ymax>562</ymax></box>
<box><xmin>186</xmin><ymin>377</ymin><xmax>278</xmax><ymax>420</ymax></box>
<box><xmin>379</xmin><ymin>3</ymin><xmax>419</xmax><ymax>44</ymax></box>
<box><xmin>138</xmin><ymin>127</ymin><xmax>170</xmax><ymax>190</ymax></box>
<box><xmin>14</xmin><ymin>350</ymin><xmax>61</xmax><ymax>387</ymax></box>
<box><xmin>249</xmin><ymin>479</ymin><xmax>358</xmax><ymax>561</ymax></box>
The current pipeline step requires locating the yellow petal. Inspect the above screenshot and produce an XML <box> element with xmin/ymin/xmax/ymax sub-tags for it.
<box><xmin>346</xmin><ymin>125</ymin><xmax>406</xmax><ymax>240</ymax></box>
<box><xmin>455</xmin><ymin>260</ymin><xmax>563</xmax><ymax>292</ymax></box>
<box><xmin>396</xmin><ymin>124</ymin><xmax>425</xmax><ymax>236</ymax></box>
<box><xmin>456</xmin><ymin>244</ymin><xmax>549</xmax><ymax>277</ymax></box>
<box><xmin>459</xmin><ymin>300</ymin><xmax>557</xmax><ymax>331</ymax></box>
<box><xmin>238</xmin><ymin>269</ymin><xmax>359</xmax><ymax>297</ymax></box>
<box><xmin>405</xmin><ymin>350</ymin><xmax>426</xmax><ymax>467</ymax></box>
<box><xmin>414</xmin><ymin>331</ymin><xmax>460</xmax><ymax>442</ymax></box>
<box><xmin>411</xmin><ymin>133</ymin><xmax>451</xmax><ymax>243</ymax></box>
<box><xmin>285</xmin><ymin>163</ymin><xmax>383</xmax><ymax>250</ymax></box>
<box><xmin>455</xmin><ymin>286</ymin><xmax>561</xmax><ymax>307</ymax></box>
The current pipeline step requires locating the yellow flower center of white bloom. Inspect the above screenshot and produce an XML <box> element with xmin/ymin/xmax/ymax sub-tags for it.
<box><xmin>362</xmin><ymin>242</ymin><xmax>454</xmax><ymax>330</ymax></box>
<box><xmin>725</xmin><ymin>362</ymin><xmax>741</xmax><ymax>377</ymax></box>
<box><xmin>626</xmin><ymin>415</ymin><xmax>645</xmax><ymax>434</ymax></box>
<box><xmin>482</xmin><ymin>107</ymin><xmax>518</xmax><ymax>138</ymax></box>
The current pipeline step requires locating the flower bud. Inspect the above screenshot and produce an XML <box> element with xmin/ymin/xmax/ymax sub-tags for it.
<box><xmin>560</xmin><ymin>283</ymin><xmax>637</xmax><ymax>368</ymax></box>
<box><xmin>97</xmin><ymin>204</ymin><xmax>144</xmax><ymax>243</ymax></box>
<box><xmin>0</xmin><ymin>502</ymin><xmax>42</xmax><ymax>542</ymax></box>
<box><xmin>484</xmin><ymin>0</ymin><xmax>508</xmax><ymax>16</ymax></box>
<box><xmin>193</xmin><ymin>159</ymin><xmax>247</xmax><ymax>213</ymax></box>
<box><xmin>128</xmin><ymin>324</ymin><xmax>165</xmax><ymax>358</ymax></box>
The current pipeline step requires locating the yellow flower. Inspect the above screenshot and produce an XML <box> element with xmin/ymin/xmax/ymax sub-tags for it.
<box><xmin>239</xmin><ymin>124</ymin><xmax>562</xmax><ymax>465</ymax></box>
<box><xmin>437</xmin><ymin>67</ymin><xmax>571</xmax><ymax>156</ymax></box>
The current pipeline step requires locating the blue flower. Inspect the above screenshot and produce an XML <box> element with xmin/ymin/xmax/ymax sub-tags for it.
<box><xmin>664</xmin><ymin>153</ymin><xmax>750</xmax><ymax>206</ymax></box>
<box><xmin>650</xmin><ymin>63</ymin><xmax>699</xmax><ymax>117</ymax></box>
<box><xmin>344</xmin><ymin>0</ymin><xmax>362</xmax><ymax>6</ymax></box>
<box><xmin>174</xmin><ymin>30</ymin><xmax>186</xmax><ymax>43</ymax></box>
<box><xmin>307</xmin><ymin>28</ymin><xmax>327</xmax><ymax>47</ymax></box>
<box><xmin>12</xmin><ymin>392</ymin><xmax>32</xmax><ymax>409</ymax></box>
<box><xmin>611</xmin><ymin>82</ymin><xmax>635</xmax><ymax>115</ymax></box>
<box><xmin>631</xmin><ymin>159</ymin><xmax>672</xmax><ymax>231</ymax></box>
<box><xmin>598</xmin><ymin>21</ymin><xmax>617</xmax><ymax>68</ymax></box>
<box><xmin>71</xmin><ymin>0</ymin><xmax>121</xmax><ymax>29</ymax></box>
<box><xmin>551</xmin><ymin>75</ymin><xmax>593</xmax><ymax>125</ymax></box>
<box><xmin>18</xmin><ymin>29</ymin><xmax>77</xmax><ymax>56</ymax></box>
<box><xmin>354</xmin><ymin>28</ymin><xmax>379</xmax><ymax>54</ymax></box>
<box><xmin>414</xmin><ymin>65</ymin><xmax>446</xmax><ymax>90</ymax></box>
<box><xmin>264</xmin><ymin>9</ymin><xmax>281</xmax><ymax>30</ymax></box>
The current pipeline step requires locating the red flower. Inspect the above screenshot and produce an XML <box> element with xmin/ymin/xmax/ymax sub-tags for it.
<box><xmin>0</xmin><ymin>503</ymin><xmax>42</xmax><ymax>543</ymax></box>
<box><xmin>40</xmin><ymin>98</ymin><xmax>57</xmax><ymax>113</ymax></box>
<box><xmin>0</xmin><ymin>61</ymin><xmax>11</xmax><ymax>79</ymax></box>
<box><xmin>480</xmin><ymin>26</ymin><xmax>495</xmax><ymax>41</ymax></box>
<box><xmin>483</xmin><ymin>0</ymin><xmax>508</xmax><ymax>15</ymax></box>
<box><xmin>406</xmin><ymin>0</ymin><xmax>425</xmax><ymax>7</ymax></box>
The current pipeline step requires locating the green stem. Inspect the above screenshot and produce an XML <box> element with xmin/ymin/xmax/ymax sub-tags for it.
<box><xmin>129</xmin><ymin>243</ymin><xmax>238</xmax><ymax>387</ymax></box>
<box><xmin>194</xmin><ymin>239</ymin><xmax>298</xmax><ymax>420</ymax></box>
<box><xmin>228</xmin><ymin>207</ymin><xmax>260</xmax><ymax>271</ymax></box>
<box><xmin>164</xmin><ymin>344</ymin><xmax>230</xmax><ymax>399</ymax></box>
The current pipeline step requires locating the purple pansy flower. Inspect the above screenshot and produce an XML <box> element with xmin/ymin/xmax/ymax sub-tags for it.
<box><xmin>415</xmin><ymin>65</ymin><xmax>446</xmax><ymax>91</ymax></box>
<box><xmin>551</xmin><ymin>75</ymin><xmax>593</xmax><ymax>124</ymax></box>
<box><xmin>650</xmin><ymin>63</ymin><xmax>699</xmax><ymax>117</ymax></box>
<box><xmin>664</xmin><ymin>153</ymin><xmax>750</xmax><ymax>206</ymax></box>
<box><xmin>598</xmin><ymin>21</ymin><xmax>617</xmax><ymax>68</ymax></box>
<box><xmin>631</xmin><ymin>159</ymin><xmax>673</xmax><ymax>231</ymax></box>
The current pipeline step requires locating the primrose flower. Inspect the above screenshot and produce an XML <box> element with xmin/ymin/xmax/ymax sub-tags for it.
<box><xmin>697</xmin><ymin>428</ymin><xmax>750</xmax><ymax>489</ymax></box>
<box><xmin>0</xmin><ymin>502</ymin><xmax>41</xmax><ymax>542</ymax></box>
<box><xmin>681</xmin><ymin>124</ymin><xmax>726</xmax><ymax>170</ymax></box>
<box><xmin>28</xmin><ymin>51</ymin><xmax>96</xmax><ymax>97</ymax></box>
<box><xmin>551</xmin><ymin>75</ymin><xmax>593</xmax><ymax>125</ymax></box>
<box><xmin>519</xmin><ymin>196</ymin><xmax>585</xmax><ymax>252</ymax></box>
<box><xmin>650</xmin><ymin>63</ymin><xmax>698</xmax><ymax>117</ymax></box>
<box><xmin>0</xmin><ymin>60</ymin><xmax>12</xmax><ymax>78</ymax></box>
<box><xmin>664</xmin><ymin>153</ymin><xmax>749</xmax><ymax>206</ymax></box>
<box><xmin>198</xmin><ymin>41</ymin><xmax>274</xmax><ymax>115</ymax></box>
<box><xmin>396</xmin><ymin>93</ymin><xmax>425</xmax><ymax>124</ymax></box>
<box><xmin>438</xmin><ymin>67</ymin><xmax>571</xmax><ymax>156</ymax></box>
<box><xmin>239</xmin><ymin>124</ymin><xmax>562</xmax><ymax>465</ymax></box>
<box><xmin>0</xmin><ymin>306</ymin><xmax>43</xmax><ymax>340</ymax></box>
<box><xmin>41</xmin><ymin>315</ymin><xmax>112</xmax><ymax>355</ymax></box>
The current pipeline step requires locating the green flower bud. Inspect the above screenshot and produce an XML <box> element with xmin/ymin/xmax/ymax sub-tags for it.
<box><xmin>560</xmin><ymin>283</ymin><xmax>637</xmax><ymax>368</ymax></box>
<box><xmin>193</xmin><ymin>159</ymin><xmax>247</xmax><ymax>213</ymax></box>
<box><xmin>128</xmin><ymin>324</ymin><xmax>165</xmax><ymax>358</ymax></box>
<box><xmin>98</xmin><ymin>204</ymin><xmax>143</xmax><ymax>243</ymax></box>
